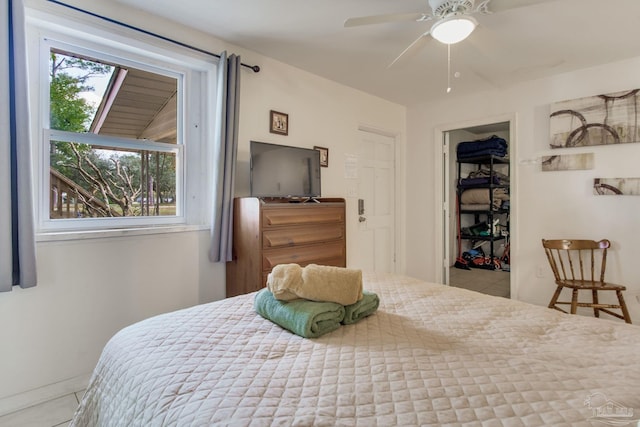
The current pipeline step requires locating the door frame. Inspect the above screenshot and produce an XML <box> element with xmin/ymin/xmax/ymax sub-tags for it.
<box><xmin>433</xmin><ymin>113</ymin><xmax>518</xmax><ymax>297</ymax></box>
<box><xmin>356</xmin><ymin>124</ymin><xmax>405</xmax><ymax>274</ymax></box>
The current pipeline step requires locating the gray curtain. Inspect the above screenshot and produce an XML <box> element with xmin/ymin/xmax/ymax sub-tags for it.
<box><xmin>209</xmin><ymin>52</ymin><xmax>241</xmax><ymax>262</ymax></box>
<box><xmin>1</xmin><ymin>0</ymin><xmax>37</xmax><ymax>291</ymax></box>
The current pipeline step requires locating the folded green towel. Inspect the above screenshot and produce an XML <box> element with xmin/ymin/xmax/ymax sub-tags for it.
<box><xmin>342</xmin><ymin>290</ymin><xmax>379</xmax><ymax>325</ymax></box>
<box><xmin>254</xmin><ymin>289</ymin><xmax>345</xmax><ymax>338</ymax></box>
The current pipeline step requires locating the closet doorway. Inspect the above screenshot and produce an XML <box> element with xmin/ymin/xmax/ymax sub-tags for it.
<box><xmin>442</xmin><ymin>120</ymin><xmax>513</xmax><ymax>298</ymax></box>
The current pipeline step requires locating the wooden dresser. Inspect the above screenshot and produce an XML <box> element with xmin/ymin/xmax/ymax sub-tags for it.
<box><xmin>226</xmin><ymin>197</ymin><xmax>346</xmax><ymax>297</ymax></box>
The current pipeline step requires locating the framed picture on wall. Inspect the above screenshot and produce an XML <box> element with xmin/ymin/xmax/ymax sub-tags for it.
<box><xmin>549</xmin><ymin>88</ymin><xmax>640</xmax><ymax>148</ymax></box>
<box><xmin>314</xmin><ymin>146</ymin><xmax>329</xmax><ymax>167</ymax></box>
<box><xmin>270</xmin><ymin>110</ymin><xmax>288</xmax><ymax>135</ymax></box>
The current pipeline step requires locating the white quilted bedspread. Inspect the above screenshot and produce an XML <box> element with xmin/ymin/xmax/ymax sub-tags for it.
<box><xmin>71</xmin><ymin>273</ymin><xmax>640</xmax><ymax>426</ymax></box>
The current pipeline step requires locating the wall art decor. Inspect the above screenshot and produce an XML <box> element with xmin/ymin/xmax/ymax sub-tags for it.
<box><xmin>269</xmin><ymin>110</ymin><xmax>288</xmax><ymax>135</ymax></box>
<box><xmin>314</xmin><ymin>146</ymin><xmax>329</xmax><ymax>167</ymax></box>
<box><xmin>550</xmin><ymin>89</ymin><xmax>640</xmax><ymax>148</ymax></box>
<box><xmin>593</xmin><ymin>178</ymin><xmax>640</xmax><ymax>195</ymax></box>
<box><xmin>541</xmin><ymin>153</ymin><xmax>594</xmax><ymax>171</ymax></box>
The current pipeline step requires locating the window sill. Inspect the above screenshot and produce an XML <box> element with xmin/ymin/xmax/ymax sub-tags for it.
<box><xmin>36</xmin><ymin>224</ymin><xmax>209</xmax><ymax>242</ymax></box>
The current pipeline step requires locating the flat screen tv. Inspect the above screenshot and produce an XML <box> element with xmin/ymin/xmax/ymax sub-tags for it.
<box><xmin>250</xmin><ymin>141</ymin><xmax>321</xmax><ymax>199</ymax></box>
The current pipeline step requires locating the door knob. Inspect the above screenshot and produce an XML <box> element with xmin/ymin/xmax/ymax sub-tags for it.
<box><xmin>359</xmin><ymin>216</ymin><xmax>366</xmax><ymax>223</ymax></box>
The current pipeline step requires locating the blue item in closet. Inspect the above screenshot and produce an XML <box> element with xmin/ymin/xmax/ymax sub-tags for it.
<box><xmin>456</xmin><ymin>135</ymin><xmax>508</xmax><ymax>159</ymax></box>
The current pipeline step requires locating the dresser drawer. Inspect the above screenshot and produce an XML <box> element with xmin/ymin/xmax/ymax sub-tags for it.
<box><xmin>262</xmin><ymin>224</ymin><xmax>344</xmax><ymax>249</ymax></box>
<box><xmin>262</xmin><ymin>206</ymin><xmax>345</xmax><ymax>227</ymax></box>
<box><xmin>262</xmin><ymin>241</ymin><xmax>346</xmax><ymax>271</ymax></box>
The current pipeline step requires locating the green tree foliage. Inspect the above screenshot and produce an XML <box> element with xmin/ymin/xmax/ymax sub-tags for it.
<box><xmin>49</xmin><ymin>51</ymin><xmax>111</xmax><ymax>132</ymax></box>
<box><xmin>50</xmin><ymin>73</ymin><xmax>94</xmax><ymax>132</ymax></box>
<box><xmin>49</xmin><ymin>52</ymin><xmax>110</xmax><ymax>191</ymax></box>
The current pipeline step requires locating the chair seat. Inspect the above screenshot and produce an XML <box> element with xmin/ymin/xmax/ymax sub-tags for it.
<box><xmin>556</xmin><ymin>280</ymin><xmax>626</xmax><ymax>291</ymax></box>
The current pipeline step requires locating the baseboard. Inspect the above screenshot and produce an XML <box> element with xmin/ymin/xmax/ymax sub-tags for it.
<box><xmin>0</xmin><ymin>373</ymin><xmax>91</xmax><ymax>417</ymax></box>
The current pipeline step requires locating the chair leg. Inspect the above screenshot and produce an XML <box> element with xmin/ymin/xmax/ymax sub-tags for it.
<box><xmin>617</xmin><ymin>290</ymin><xmax>632</xmax><ymax>324</ymax></box>
<box><xmin>570</xmin><ymin>289</ymin><xmax>579</xmax><ymax>314</ymax></box>
<box><xmin>549</xmin><ymin>285</ymin><xmax>563</xmax><ymax>309</ymax></box>
<box><xmin>592</xmin><ymin>290</ymin><xmax>600</xmax><ymax>318</ymax></box>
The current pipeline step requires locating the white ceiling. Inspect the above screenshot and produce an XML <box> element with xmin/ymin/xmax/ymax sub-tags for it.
<box><xmin>111</xmin><ymin>0</ymin><xmax>640</xmax><ymax>107</ymax></box>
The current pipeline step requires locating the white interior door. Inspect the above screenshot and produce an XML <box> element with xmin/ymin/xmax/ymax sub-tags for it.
<box><xmin>353</xmin><ymin>130</ymin><xmax>395</xmax><ymax>272</ymax></box>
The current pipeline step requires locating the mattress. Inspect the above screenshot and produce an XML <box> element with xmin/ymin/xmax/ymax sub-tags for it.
<box><xmin>71</xmin><ymin>273</ymin><xmax>640</xmax><ymax>426</ymax></box>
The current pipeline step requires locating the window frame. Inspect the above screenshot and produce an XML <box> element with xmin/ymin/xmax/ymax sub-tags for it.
<box><xmin>27</xmin><ymin>10</ymin><xmax>216</xmax><ymax>235</ymax></box>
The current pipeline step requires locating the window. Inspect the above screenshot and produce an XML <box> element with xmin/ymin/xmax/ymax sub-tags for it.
<box><xmin>48</xmin><ymin>49</ymin><xmax>180</xmax><ymax>221</ymax></box>
<box><xmin>29</xmin><ymin>16</ymin><xmax>213</xmax><ymax>233</ymax></box>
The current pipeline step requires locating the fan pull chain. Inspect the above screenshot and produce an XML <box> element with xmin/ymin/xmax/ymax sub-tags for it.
<box><xmin>447</xmin><ymin>43</ymin><xmax>452</xmax><ymax>93</ymax></box>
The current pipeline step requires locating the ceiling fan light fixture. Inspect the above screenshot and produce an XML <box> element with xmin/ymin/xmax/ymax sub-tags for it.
<box><xmin>431</xmin><ymin>15</ymin><xmax>477</xmax><ymax>44</ymax></box>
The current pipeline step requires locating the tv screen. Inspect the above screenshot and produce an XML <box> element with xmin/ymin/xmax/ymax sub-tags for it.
<box><xmin>250</xmin><ymin>141</ymin><xmax>321</xmax><ymax>199</ymax></box>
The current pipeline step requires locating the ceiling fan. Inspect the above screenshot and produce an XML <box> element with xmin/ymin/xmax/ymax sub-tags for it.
<box><xmin>345</xmin><ymin>0</ymin><xmax>556</xmax><ymax>67</ymax></box>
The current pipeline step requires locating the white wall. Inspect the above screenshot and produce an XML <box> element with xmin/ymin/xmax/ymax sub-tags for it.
<box><xmin>0</xmin><ymin>0</ymin><xmax>406</xmax><ymax>412</ymax></box>
<box><xmin>406</xmin><ymin>56</ymin><xmax>640</xmax><ymax>322</ymax></box>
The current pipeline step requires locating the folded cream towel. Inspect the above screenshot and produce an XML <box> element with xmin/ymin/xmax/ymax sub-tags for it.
<box><xmin>267</xmin><ymin>263</ymin><xmax>363</xmax><ymax>306</ymax></box>
<box><xmin>266</xmin><ymin>263</ymin><xmax>303</xmax><ymax>301</ymax></box>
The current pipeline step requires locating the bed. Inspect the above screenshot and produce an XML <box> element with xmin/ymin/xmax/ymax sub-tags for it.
<box><xmin>71</xmin><ymin>272</ymin><xmax>640</xmax><ymax>426</ymax></box>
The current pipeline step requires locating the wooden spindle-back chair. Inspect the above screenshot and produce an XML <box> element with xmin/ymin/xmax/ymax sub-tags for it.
<box><xmin>541</xmin><ymin>239</ymin><xmax>631</xmax><ymax>323</ymax></box>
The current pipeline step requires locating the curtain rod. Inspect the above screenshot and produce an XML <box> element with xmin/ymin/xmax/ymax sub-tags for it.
<box><xmin>46</xmin><ymin>0</ymin><xmax>261</xmax><ymax>73</ymax></box>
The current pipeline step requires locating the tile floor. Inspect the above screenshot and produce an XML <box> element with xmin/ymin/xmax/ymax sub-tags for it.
<box><xmin>0</xmin><ymin>389</ymin><xmax>84</xmax><ymax>427</ymax></box>
<box><xmin>449</xmin><ymin>265</ymin><xmax>511</xmax><ymax>298</ymax></box>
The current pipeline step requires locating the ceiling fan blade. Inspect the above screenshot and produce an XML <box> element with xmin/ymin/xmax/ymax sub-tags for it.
<box><xmin>344</xmin><ymin>12</ymin><xmax>429</xmax><ymax>28</ymax></box>
<box><xmin>387</xmin><ymin>31</ymin><xmax>431</xmax><ymax>68</ymax></box>
<box><xmin>485</xmin><ymin>0</ymin><xmax>559</xmax><ymax>13</ymax></box>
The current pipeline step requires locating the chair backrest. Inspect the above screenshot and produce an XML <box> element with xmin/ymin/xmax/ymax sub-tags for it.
<box><xmin>541</xmin><ymin>239</ymin><xmax>610</xmax><ymax>283</ymax></box>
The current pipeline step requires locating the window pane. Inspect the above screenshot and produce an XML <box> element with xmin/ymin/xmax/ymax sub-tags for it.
<box><xmin>50</xmin><ymin>141</ymin><xmax>176</xmax><ymax>219</ymax></box>
<box><xmin>50</xmin><ymin>49</ymin><xmax>178</xmax><ymax>144</ymax></box>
